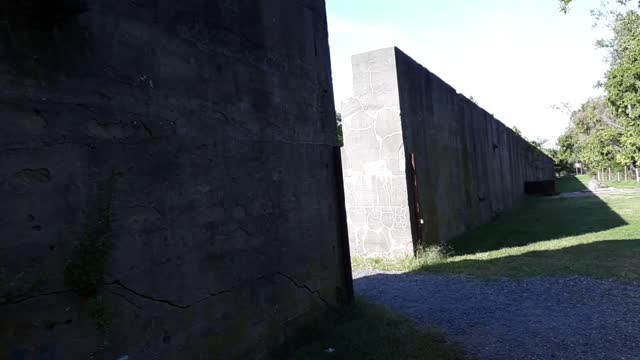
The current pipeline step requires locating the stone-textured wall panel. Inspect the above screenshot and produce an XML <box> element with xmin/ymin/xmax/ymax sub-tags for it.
<box><xmin>1</xmin><ymin>1</ymin><xmax>349</xmax><ymax>358</ymax></box>
<box><xmin>341</xmin><ymin>48</ymin><xmax>413</xmax><ymax>258</ymax></box>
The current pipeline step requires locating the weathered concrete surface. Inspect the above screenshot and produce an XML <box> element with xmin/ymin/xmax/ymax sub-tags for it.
<box><xmin>342</xmin><ymin>48</ymin><xmax>555</xmax><ymax>257</ymax></box>
<box><xmin>340</xmin><ymin>50</ymin><xmax>413</xmax><ymax>258</ymax></box>
<box><xmin>0</xmin><ymin>1</ymin><xmax>350</xmax><ymax>359</ymax></box>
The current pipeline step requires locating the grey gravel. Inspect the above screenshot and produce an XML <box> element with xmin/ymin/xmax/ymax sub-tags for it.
<box><xmin>354</xmin><ymin>270</ymin><xmax>640</xmax><ymax>360</ymax></box>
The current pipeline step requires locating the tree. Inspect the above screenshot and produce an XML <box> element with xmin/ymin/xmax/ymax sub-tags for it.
<box><xmin>556</xmin><ymin>97</ymin><xmax>624</xmax><ymax>171</ymax></box>
<box><xmin>558</xmin><ymin>0</ymin><xmax>637</xmax><ymax>14</ymax></box>
<box><xmin>580</xmin><ymin>127</ymin><xmax>624</xmax><ymax>170</ymax></box>
<box><xmin>557</xmin><ymin>130</ymin><xmax>580</xmax><ymax>164</ymax></box>
<box><xmin>559</xmin><ymin>0</ymin><xmax>574</xmax><ymax>14</ymax></box>
<box><xmin>511</xmin><ymin>126</ymin><xmax>524</xmax><ymax>138</ymax></box>
<box><xmin>604</xmin><ymin>11</ymin><xmax>640</xmax><ymax>166</ymax></box>
<box><xmin>530</xmin><ymin>137</ymin><xmax>549</xmax><ymax>150</ymax></box>
<box><xmin>557</xmin><ymin>0</ymin><xmax>640</xmax><ymax>171</ymax></box>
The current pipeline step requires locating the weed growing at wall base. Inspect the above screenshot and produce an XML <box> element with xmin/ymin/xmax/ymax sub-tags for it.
<box><xmin>64</xmin><ymin>171</ymin><xmax>118</xmax><ymax>341</ymax></box>
<box><xmin>64</xmin><ymin>171</ymin><xmax>117</xmax><ymax>294</ymax></box>
<box><xmin>87</xmin><ymin>296</ymin><xmax>114</xmax><ymax>342</ymax></box>
<box><xmin>351</xmin><ymin>246</ymin><xmax>449</xmax><ymax>272</ymax></box>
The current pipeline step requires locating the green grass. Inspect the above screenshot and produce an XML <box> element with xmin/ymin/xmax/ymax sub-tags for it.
<box><xmin>556</xmin><ymin>174</ymin><xmax>640</xmax><ymax>193</ymax></box>
<box><xmin>606</xmin><ymin>180</ymin><xmax>640</xmax><ymax>189</ymax></box>
<box><xmin>556</xmin><ymin>175</ymin><xmax>590</xmax><ymax>193</ymax></box>
<box><xmin>354</xmin><ymin>193</ymin><xmax>640</xmax><ymax>281</ymax></box>
<box><xmin>274</xmin><ymin>301</ymin><xmax>467</xmax><ymax>360</ymax></box>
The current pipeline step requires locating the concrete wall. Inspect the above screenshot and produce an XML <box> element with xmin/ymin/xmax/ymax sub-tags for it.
<box><xmin>341</xmin><ymin>49</ymin><xmax>414</xmax><ymax>258</ymax></box>
<box><xmin>342</xmin><ymin>47</ymin><xmax>555</xmax><ymax>257</ymax></box>
<box><xmin>0</xmin><ymin>1</ymin><xmax>350</xmax><ymax>359</ymax></box>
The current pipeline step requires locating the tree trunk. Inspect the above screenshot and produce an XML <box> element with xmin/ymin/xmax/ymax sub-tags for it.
<box><xmin>636</xmin><ymin>167</ymin><xmax>640</xmax><ymax>184</ymax></box>
<box><xmin>618</xmin><ymin>172</ymin><xmax>621</xmax><ymax>182</ymax></box>
<box><xmin>609</xmin><ymin>168</ymin><xmax>612</xmax><ymax>182</ymax></box>
<box><xmin>625</xmin><ymin>166</ymin><xmax>628</xmax><ymax>181</ymax></box>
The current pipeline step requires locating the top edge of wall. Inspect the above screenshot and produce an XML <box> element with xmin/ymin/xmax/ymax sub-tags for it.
<box><xmin>349</xmin><ymin>46</ymin><xmax>554</xmax><ymax>162</ymax></box>
<box><xmin>350</xmin><ymin>47</ymin><xmax>397</xmax><ymax>61</ymax></box>
<box><xmin>392</xmin><ymin>46</ymin><xmax>552</xmax><ymax>160</ymax></box>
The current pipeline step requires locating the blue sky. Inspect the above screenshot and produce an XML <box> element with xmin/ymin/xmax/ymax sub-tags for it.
<box><xmin>326</xmin><ymin>0</ymin><xmax>611</xmax><ymax>146</ymax></box>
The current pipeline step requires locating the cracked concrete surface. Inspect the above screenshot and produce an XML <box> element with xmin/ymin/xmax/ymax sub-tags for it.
<box><xmin>341</xmin><ymin>49</ymin><xmax>414</xmax><ymax>258</ymax></box>
<box><xmin>0</xmin><ymin>1</ymin><xmax>349</xmax><ymax>358</ymax></box>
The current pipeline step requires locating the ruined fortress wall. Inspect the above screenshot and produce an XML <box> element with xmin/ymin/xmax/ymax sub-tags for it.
<box><xmin>342</xmin><ymin>47</ymin><xmax>555</xmax><ymax>257</ymax></box>
<box><xmin>0</xmin><ymin>1</ymin><xmax>349</xmax><ymax>358</ymax></box>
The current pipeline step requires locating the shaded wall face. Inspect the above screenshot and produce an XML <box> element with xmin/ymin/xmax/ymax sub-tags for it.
<box><xmin>395</xmin><ymin>48</ymin><xmax>555</xmax><ymax>246</ymax></box>
<box><xmin>0</xmin><ymin>1</ymin><xmax>347</xmax><ymax>358</ymax></box>
<box><xmin>342</xmin><ymin>47</ymin><xmax>555</xmax><ymax>256</ymax></box>
<box><xmin>341</xmin><ymin>49</ymin><xmax>414</xmax><ymax>258</ymax></box>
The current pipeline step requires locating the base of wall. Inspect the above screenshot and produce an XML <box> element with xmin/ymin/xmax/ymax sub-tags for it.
<box><xmin>525</xmin><ymin>180</ymin><xmax>557</xmax><ymax>196</ymax></box>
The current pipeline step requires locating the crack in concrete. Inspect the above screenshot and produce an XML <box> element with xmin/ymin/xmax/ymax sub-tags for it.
<box><xmin>106</xmin><ymin>280</ymin><xmax>206</xmax><ymax>309</ymax></box>
<box><xmin>274</xmin><ymin>272</ymin><xmax>328</xmax><ymax>306</ymax></box>
<box><xmin>0</xmin><ymin>288</ymin><xmax>75</xmax><ymax>307</ymax></box>
<box><xmin>109</xmin><ymin>290</ymin><xmax>143</xmax><ymax>310</ymax></box>
<box><xmin>1</xmin><ymin>273</ymin><xmax>328</xmax><ymax>309</ymax></box>
<box><xmin>107</xmin><ymin>272</ymin><xmax>328</xmax><ymax>309</ymax></box>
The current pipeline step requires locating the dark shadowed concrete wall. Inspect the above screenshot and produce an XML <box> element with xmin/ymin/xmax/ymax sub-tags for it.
<box><xmin>0</xmin><ymin>1</ymin><xmax>350</xmax><ymax>358</ymax></box>
<box><xmin>342</xmin><ymin>48</ymin><xmax>554</xmax><ymax>257</ymax></box>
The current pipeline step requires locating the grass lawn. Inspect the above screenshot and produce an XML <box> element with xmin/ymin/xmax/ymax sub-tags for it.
<box><xmin>608</xmin><ymin>180</ymin><xmax>640</xmax><ymax>189</ymax></box>
<box><xmin>556</xmin><ymin>175</ymin><xmax>590</xmax><ymax>193</ymax></box>
<box><xmin>353</xmin><ymin>192</ymin><xmax>640</xmax><ymax>281</ymax></box>
<box><xmin>556</xmin><ymin>174</ymin><xmax>640</xmax><ymax>193</ymax></box>
<box><xmin>274</xmin><ymin>301</ymin><xmax>467</xmax><ymax>360</ymax></box>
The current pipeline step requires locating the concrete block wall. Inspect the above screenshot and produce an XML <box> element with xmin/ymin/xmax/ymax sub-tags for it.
<box><xmin>0</xmin><ymin>1</ymin><xmax>350</xmax><ymax>358</ymax></box>
<box><xmin>342</xmin><ymin>47</ymin><xmax>555</xmax><ymax>257</ymax></box>
<box><xmin>341</xmin><ymin>49</ymin><xmax>414</xmax><ymax>257</ymax></box>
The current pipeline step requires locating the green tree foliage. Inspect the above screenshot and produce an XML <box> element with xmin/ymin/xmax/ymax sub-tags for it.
<box><xmin>558</xmin><ymin>97</ymin><xmax>624</xmax><ymax>170</ymax></box>
<box><xmin>530</xmin><ymin>137</ymin><xmax>549</xmax><ymax>150</ymax></box>
<box><xmin>557</xmin><ymin>130</ymin><xmax>580</xmax><ymax>164</ymax></box>
<box><xmin>559</xmin><ymin>0</ymin><xmax>638</xmax><ymax>14</ymax></box>
<box><xmin>557</xmin><ymin>0</ymin><xmax>640</xmax><ymax>170</ymax></box>
<box><xmin>511</xmin><ymin>126</ymin><xmax>524</xmax><ymax>138</ymax></box>
<box><xmin>581</xmin><ymin>127</ymin><xmax>624</xmax><ymax>169</ymax></box>
<box><xmin>559</xmin><ymin>0</ymin><xmax>574</xmax><ymax>14</ymax></box>
<box><xmin>604</xmin><ymin>11</ymin><xmax>640</xmax><ymax>165</ymax></box>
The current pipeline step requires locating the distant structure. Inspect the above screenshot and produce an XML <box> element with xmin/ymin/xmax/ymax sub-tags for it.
<box><xmin>341</xmin><ymin>47</ymin><xmax>555</xmax><ymax>257</ymax></box>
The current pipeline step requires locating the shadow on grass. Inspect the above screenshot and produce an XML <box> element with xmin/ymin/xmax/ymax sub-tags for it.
<box><xmin>556</xmin><ymin>176</ymin><xmax>589</xmax><ymax>194</ymax></box>
<box><xmin>449</xmin><ymin>194</ymin><xmax>627</xmax><ymax>255</ymax></box>
<box><xmin>418</xmin><ymin>239</ymin><xmax>640</xmax><ymax>282</ymax></box>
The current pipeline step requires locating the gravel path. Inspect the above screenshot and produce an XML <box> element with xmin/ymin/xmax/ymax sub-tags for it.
<box><xmin>354</xmin><ymin>271</ymin><xmax>640</xmax><ymax>360</ymax></box>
